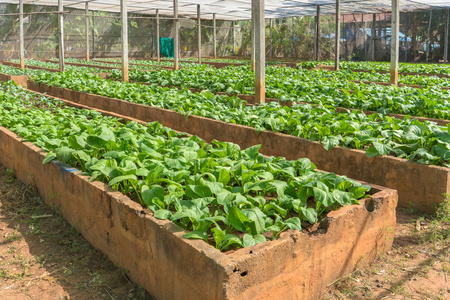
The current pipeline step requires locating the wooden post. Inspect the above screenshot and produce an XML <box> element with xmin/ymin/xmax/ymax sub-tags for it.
<box><xmin>197</xmin><ymin>5</ymin><xmax>201</xmax><ymax>64</ymax></box>
<box><xmin>251</xmin><ymin>7</ymin><xmax>255</xmax><ymax>71</ymax></box>
<box><xmin>426</xmin><ymin>11</ymin><xmax>432</xmax><ymax>62</ymax></box>
<box><xmin>445</xmin><ymin>9</ymin><xmax>449</xmax><ymax>63</ymax></box>
<box><xmin>58</xmin><ymin>0</ymin><xmax>64</xmax><ymax>72</ymax></box>
<box><xmin>85</xmin><ymin>2</ymin><xmax>89</xmax><ymax>61</ymax></box>
<box><xmin>19</xmin><ymin>0</ymin><xmax>24</xmax><ymax>69</ymax></box>
<box><xmin>372</xmin><ymin>13</ymin><xmax>376</xmax><ymax>61</ymax></box>
<box><xmin>412</xmin><ymin>13</ymin><xmax>417</xmax><ymax>61</ymax></box>
<box><xmin>362</xmin><ymin>14</ymin><xmax>366</xmax><ymax>60</ymax></box>
<box><xmin>315</xmin><ymin>6</ymin><xmax>320</xmax><ymax>60</ymax></box>
<box><xmin>269</xmin><ymin>19</ymin><xmax>273</xmax><ymax>58</ymax></box>
<box><xmin>253</xmin><ymin>0</ymin><xmax>265</xmax><ymax>104</ymax></box>
<box><xmin>233</xmin><ymin>21</ymin><xmax>236</xmax><ymax>55</ymax></box>
<box><xmin>173</xmin><ymin>0</ymin><xmax>179</xmax><ymax>70</ymax></box>
<box><xmin>390</xmin><ymin>0</ymin><xmax>399</xmax><ymax>85</ymax></box>
<box><xmin>213</xmin><ymin>13</ymin><xmax>217</xmax><ymax>59</ymax></box>
<box><xmin>335</xmin><ymin>0</ymin><xmax>340</xmax><ymax>71</ymax></box>
<box><xmin>121</xmin><ymin>0</ymin><xmax>128</xmax><ymax>81</ymax></box>
<box><xmin>156</xmin><ymin>9</ymin><xmax>160</xmax><ymax>62</ymax></box>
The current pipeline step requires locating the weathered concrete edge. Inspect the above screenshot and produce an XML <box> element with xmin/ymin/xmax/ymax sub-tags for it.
<box><xmin>226</xmin><ymin>187</ymin><xmax>397</xmax><ymax>300</ymax></box>
<box><xmin>0</xmin><ymin>73</ymin><xmax>29</xmax><ymax>87</ymax></box>
<box><xmin>0</xmin><ymin>116</ymin><xmax>397</xmax><ymax>300</ymax></box>
<box><xmin>0</xmin><ymin>126</ymin><xmax>233</xmax><ymax>300</ymax></box>
<box><xmin>27</xmin><ymin>81</ymin><xmax>450</xmax><ymax>212</ymax></box>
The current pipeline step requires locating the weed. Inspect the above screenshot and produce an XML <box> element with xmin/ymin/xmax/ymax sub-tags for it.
<box><xmin>436</xmin><ymin>194</ymin><xmax>450</xmax><ymax>223</ymax></box>
<box><xmin>7</xmin><ymin>245</ymin><xmax>17</xmax><ymax>254</ymax></box>
<box><xmin>5</xmin><ymin>230</ymin><xmax>21</xmax><ymax>243</ymax></box>
<box><xmin>0</xmin><ymin>268</ymin><xmax>8</xmax><ymax>278</ymax></box>
<box><xmin>5</xmin><ymin>168</ymin><xmax>15</xmax><ymax>183</ymax></box>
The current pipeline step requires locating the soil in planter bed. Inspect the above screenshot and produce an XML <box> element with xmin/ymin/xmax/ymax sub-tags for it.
<box><xmin>0</xmin><ymin>164</ymin><xmax>156</xmax><ymax>300</ymax></box>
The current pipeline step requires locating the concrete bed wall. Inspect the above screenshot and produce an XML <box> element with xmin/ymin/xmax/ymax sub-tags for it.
<box><xmin>0</xmin><ymin>73</ymin><xmax>28</xmax><ymax>87</ymax></box>
<box><xmin>0</xmin><ymin>122</ymin><xmax>397</xmax><ymax>300</ymax></box>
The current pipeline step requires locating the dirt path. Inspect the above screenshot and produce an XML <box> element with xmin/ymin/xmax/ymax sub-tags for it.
<box><xmin>0</xmin><ymin>163</ymin><xmax>448</xmax><ymax>300</ymax></box>
<box><xmin>0</xmin><ymin>165</ymin><xmax>154</xmax><ymax>299</ymax></box>
<box><xmin>324</xmin><ymin>204</ymin><xmax>450</xmax><ymax>299</ymax></box>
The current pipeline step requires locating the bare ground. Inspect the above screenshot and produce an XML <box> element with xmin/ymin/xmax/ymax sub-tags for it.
<box><xmin>0</xmin><ymin>165</ymin><xmax>154</xmax><ymax>299</ymax></box>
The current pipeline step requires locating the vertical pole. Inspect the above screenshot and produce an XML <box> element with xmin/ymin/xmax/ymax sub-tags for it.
<box><xmin>315</xmin><ymin>6</ymin><xmax>320</xmax><ymax>60</ymax></box>
<box><xmin>404</xmin><ymin>14</ymin><xmax>408</xmax><ymax>62</ymax></box>
<box><xmin>121</xmin><ymin>0</ymin><xmax>128</xmax><ymax>81</ymax></box>
<box><xmin>251</xmin><ymin>7</ymin><xmax>255</xmax><ymax>71</ymax></box>
<box><xmin>92</xmin><ymin>11</ymin><xmax>95</xmax><ymax>58</ymax></box>
<box><xmin>85</xmin><ymin>2</ymin><xmax>89</xmax><ymax>61</ymax></box>
<box><xmin>269</xmin><ymin>18</ymin><xmax>273</xmax><ymax>57</ymax></box>
<box><xmin>213</xmin><ymin>13</ymin><xmax>217</xmax><ymax>59</ymax></box>
<box><xmin>444</xmin><ymin>9</ymin><xmax>449</xmax><ymax>63</ymax></box>
<box><xmin>233</xmin><ymin>21</ymin><xmax>236</xmax><ymax>55</ymax></box>
<box><xmin>58</xmin><ymin>0</ymin><xmax>64</xmax><ymax>72</ymax></box>
<box><xmin>335</xmin><ymin>0</ymin><xmax>340</xmax><ymax>71</ymax></box>
<box><xmin>156</xmin><ymin>9</ymin><xmax>160</xmax><ymax>62</ymax></box>
<box><xmin>372</xmin><ymin>13</ymin><xmax>376</xmax><ymax>61</ymax></box>
<box><xmin>362</xmin><ymin>14</ymin><xmax>366</xmax><ymax>60</ymax></box>
<box><xmin>254</xmin><ymin>0</ymin><xmax>265</xmax><ymax>104</ymax></box>
<box><xmin>427</xmin><ymin>11</ymin><xmax>432</xmax><ymax>62</ymax></box>
<box><xmin>19</xmin><ymin>0</ymin><xmax>24</xmax><ymax>69</ymax></box>
<box><xmin>412</xmin><ymin>13</ymin><xmax>417</xmax><ymax>61</ymax></box>
<box><xmin>390</xmin><ymin>0</ymin><xmax>399</xmax><ymax>85</ymax></box>
<box><xmin>173</xmin><ymin>0</ymin><xmax>179</xmax><ymax>70</ymax></box>
<box><xmin>197</xmin><ymin>5</ymin><xmax>201</xmax><ymax>64</ymax></box>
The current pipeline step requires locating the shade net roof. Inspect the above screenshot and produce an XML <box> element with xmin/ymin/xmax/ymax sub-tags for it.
<box><xmin>4</xmin><ymin>0</ymin><xmax>450</xmax><ymax>20</ymax></box>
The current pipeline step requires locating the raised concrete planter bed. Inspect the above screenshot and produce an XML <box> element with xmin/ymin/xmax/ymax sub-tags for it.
<box><xmin>27</xmin><ymin>81</ymin><xmax>449</xmax><ymax>212</ymax></box>
<box><xmin>42</xmin><ymin>59</ymin><xmax>158</xmax><ymax>72</ymax></box>
<box><xmin>130</xmin><ymin>80</ymin><xmax>450</xmax><ymax>127</ymax></box>
<box><xmin>0</xmin><ymin>72</ymin><xmax>28</xmax><ymax>87</ymax></box>
<box><xmin>92</xmin><ymin>58</ymin><xmax>177</xmax><ymax>70</ymax></box>
<box><xmin>0</xmin><ymin>116</ymin><xmax>397</xmax><ymax>300</ymax></box>
<box><xmin>2</xmin><ymin>61</ymin><xmax>109</xmax><ymax>78</ymax></box>
<box><xmin>3</xmin><ymin>60</ymin><xmax>59</xmax><ymax>73</ymax></box>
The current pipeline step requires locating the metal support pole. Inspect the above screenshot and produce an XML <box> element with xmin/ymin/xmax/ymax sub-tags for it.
<box><xmin>251</xmin><ymin>5</ymin><xmax>255</xmax><ymax>71</ymax></box>
<box><xmin>197</xmin><ymin>5</ymin><xmax>201</xmax><ymax>64</ymax></box>
<box><xmin>335</xmin><ymin>0</ymin><xmax>340</xmax><ymax>71</ymax></box>
<box><xmin>390</xmin><ymin>0</ymin><xmax>399</xmax><ymax>85</ymax></box>
<box><xmin>19</xmin><ymin>0</ymin><xmax>24</xmax><ymax>69</ymax></box>
<box><xmin>121</xmin><ymin>0</ymin><xmax>128</xmax><ymax>81</ymax></box>
<box><xmin>426</xmin><ymin>11</ymin><xmax>432</xmax><ymax>62</ymax></box>
<box><xmin>254</xmin><ymin>0</ymin><xmax>265</xmax><ymax>104</ymax></box>
<box><xmin>372</xmin><ymin>13</ymin><xmax>376</xmax><ymax>61</ymax></box>
<box><xmin>58</xmin><ymin>0</ymin><xmax>64</xmax><ymax>72</ymax></box>
<box><xmin>315</xmin><ymin>6</ymin><xmax>320</xmax><ymax>60</ymax></box>
<box><xmin>269</xmin><ymin>18</ymin><xmax>273</xmax><ymax>57</ymax></box>
<box><xmin>173</xmin><ymin>0</ymin><xmax>179</xmax><ymax>70</ymax></box>
<box><xmin>213</xmin><ymin>13</ymin><xmax>217</xmax><ymax>59</ymax></box>
<box><xmin>445</xmin><ymin>9</ymin><xmax>449</xmax><ymax>63</ymax></box>
<box><xmin>362</xmin><ymin>14</ymin><xmax>366</xmax><ymax>60</ymax></box>
<box><xmin>233</xmin><ymin>21</ymin><xmax>236</xmax><ymax>55</ymax></box>
<box><xmin>85</xmin><ymin>2</ymin><xmax>89</xmax><ymax>61</ymax></box>
<box><xmin>156</xmin><ymin>9</ymin><xmax>160</xmax><ymax>62</ymax></box>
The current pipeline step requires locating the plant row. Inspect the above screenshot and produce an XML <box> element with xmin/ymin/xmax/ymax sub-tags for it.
<box><xmin>108</xmin><ymin>65</ymin><xmax>450</xmax><ymax>121</ymax></box>
<box><xmin>32</xmin><ymin>72</ymin><xmax>450</xmax><ymax>167</ymax></box>
<box><xmin>0</xmin><ymin>80</ymin><xmax>370</xmax><ymax>250</ymax></box>
<box><xmin>298</xmin><ymin>60</ymin><xmax>450</xmax><ymax>75</ymax></box>
<box><xmin>9</xmin><ymin>59</ymin><xmax>110</xmax><ymax>73</ymax></box>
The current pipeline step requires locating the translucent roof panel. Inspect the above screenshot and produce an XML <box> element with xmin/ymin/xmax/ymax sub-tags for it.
<box><xmin>6</xmin><ymin>0</ymin><xmax>450</xmax><ymax>20</ymax></box>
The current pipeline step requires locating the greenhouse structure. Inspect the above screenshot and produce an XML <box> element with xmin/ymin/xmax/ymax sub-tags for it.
<box><xmin>0</xmin><ymin>0</ymin><xmax>449</xmax><ymax>299</ymax></box>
